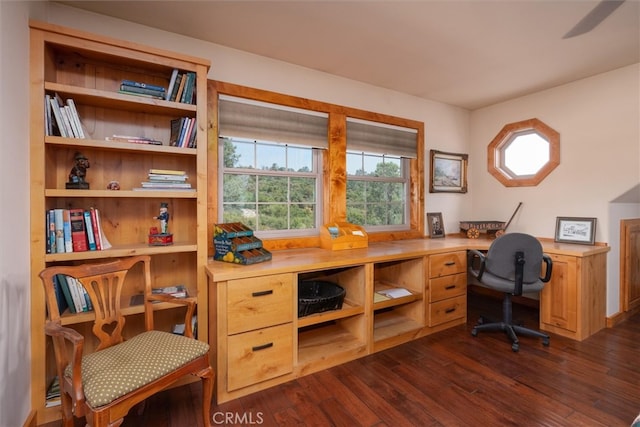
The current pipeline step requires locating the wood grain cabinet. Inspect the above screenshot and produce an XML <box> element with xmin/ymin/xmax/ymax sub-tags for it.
<box><xmin>540</xmin><ymin>251</ymin><xmax>607</xmax><ymax>341</ymax></box>
<box><xmin>427</xmin><ymin>251</ymin><xmax>467</xmax><ymax>328</ymax></box>
<box><xmin>29</xmin><ymin>21</ymin><xmax>209</xmax><ymax>424</ymax></box>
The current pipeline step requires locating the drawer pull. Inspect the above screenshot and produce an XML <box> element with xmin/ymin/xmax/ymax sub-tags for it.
<box><xmin>444</xmin><ymin>261</ymin><xmax>456</xmax><ymax>266</ymax></box>
<box><xmin>445</xmin><ymin>285</ymin><xmax>456</xmax><ymax>290</ymax></box>
<box><xmin>445</xmin><ymin>307</ymin><xmax>457</xmax><ymax>314</ymax></box>
<box><xmin>251</xmin><ymin>289</ymin><xmax>274</xmax><ymax>297</ymax></box>
<box><xmin>252</xmin><ymin>342</ymin><xmax>274</xmax><ymax>352</ymax></box>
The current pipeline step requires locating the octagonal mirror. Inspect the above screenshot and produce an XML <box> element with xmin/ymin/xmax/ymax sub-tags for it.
<box><xmin>488</xmin><ymin>118</ymin><xmax>559</xmax><ymax>187</ymax></box>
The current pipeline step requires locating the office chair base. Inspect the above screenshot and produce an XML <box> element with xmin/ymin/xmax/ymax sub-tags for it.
<box><xmin>472</xmin><ymin>321</ymin><xmax>550</xmax><ymax>352</ymax></box>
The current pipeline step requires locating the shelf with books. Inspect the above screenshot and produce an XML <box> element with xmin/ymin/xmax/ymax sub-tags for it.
<box><xmin>30</xmin><ymin>21</ymin><xmax>210</xmax><ymax>424</ymax></box>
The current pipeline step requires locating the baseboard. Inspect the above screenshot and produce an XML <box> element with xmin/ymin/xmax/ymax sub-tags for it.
<box><xmin>607</xmin><ymin>307</ymin><xmax>640</xmax><ymax>328</ymax></box>
<box><xmin>22</xmin><ymin>410</ymin><xmax>37</xmax><ymax>427</ymax></box>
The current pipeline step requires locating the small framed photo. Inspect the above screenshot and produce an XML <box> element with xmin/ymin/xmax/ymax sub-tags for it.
<box><xmin>430</xmin><ymin>150</ymin><xmax>468</xmax><ymax>193</ymax></box>
<box><xmin>554</xmin><ymin>217</ymin><xmax>597</xmax><ymax>245</ymax></box>
<box><xmin>427</xmin><ymin>212</ymin><xmax>445</xmax><ymax>238</ymax></box>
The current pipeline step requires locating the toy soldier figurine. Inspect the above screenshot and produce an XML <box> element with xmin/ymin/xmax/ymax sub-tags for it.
<box><xmin>66</xmin><ymin>152</ymin><xmax>90</xmax><ymax>189</ymax></box>
<box><xmin>154</xmin><ymin>202</ymin><xmax>170</xmax><ymax>234</ymax></box>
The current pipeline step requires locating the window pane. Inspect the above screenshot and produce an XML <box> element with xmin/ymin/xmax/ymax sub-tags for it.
<box><xmin>288</xmin><ymin>146</ymin><xmax>313</xmax><ymax>172</ymax></box>
<box><xmin>290</xmin><ymin>177</ymin><xmax>315</xmax><ymax>202</ymax></box>
<box><xmin>222</xmin><ymin>204</ymin><xmax>257</xmax><ymax>229</ymax></box>
<box><xmin>366</xmin><ymin>182</ymin><xmax>404</xmax><ymax>202</ymax></box>
<box><xmin>228</xmin><ymin>139</ymin><xmax>255</xmax><ymax>169</ymax></box>
<box><xmin>363</xmin><ymin>154</ymin><xmax>382</xmax><ymax>175</ymax></box>
<box><xmin>346</xmin><ymin>180</ymin><xmax>366</xmax><ymax>202</ymax></box>
<box><xmin>257</xmin><ymin>142</ymin><xmax>286</xmax><ymax>170</ymax></box>
<box><xmin>258</xmin><ymin>204</ymin><xmax>288</xmax><ymax>230</ymax></box>
<box><xmin>375</xmin><ymin>157</ymin><xmax>401</xmax><ymax>177</ymax></box>
<box><xmin>258</xmin><ymin>176</ymin><xmax>288</xmax><ymax>202</ymax></box>
<box><xmin>347</xmin><ymin>152</ymin><xmax>364</xmax><ymax>175</ymax></box>
<box><xmin>223</xmin><ymin>174</ymin><xmax>256</xmax><ymax>202</ymax></box>
<box><xmin>346</xmin><ymin>204</ymin><xmax>366</xmax><ymax>224</ymax></box>
<box><xmin>290</xmin><ymin>204</ymin><xmax>316</xmax><ymax>229</ymax></box>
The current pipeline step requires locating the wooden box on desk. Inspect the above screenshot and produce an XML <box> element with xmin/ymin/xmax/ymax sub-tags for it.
<box><xmin>320</xmin><ymin>222</ymin><xmax>368</xmax><ymax>250</ymax></box>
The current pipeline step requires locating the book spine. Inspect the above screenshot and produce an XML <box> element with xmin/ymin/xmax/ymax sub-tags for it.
<box><xmin>52</xmin><ymin>275</ymin><xmax>69</xmax><ymax>315</ymax></box>
<box><xmin>121</xmin><ymin>79</ymin><xmax>166</xmax><ymax>93</ymax></box>
<box><xmin>59</xmin><ymin>106</ymin><xmax>76</xmax><ymax>138</ymax></box>
<box><xmin>69</xmin><ymin>209</ymin><xmax>88</xmax><ymax>252</ymax></box>
<box><xmin>62</xmin><ymin>209</ymin><xmax>73</xmax><ymax>253</ymax></box>
<box><xmin>93</xmin><ymin>208</ymin><xmax>112</xmax><ymax>250</ymax></box>
<box><xmin>49</xmin><ymin>98</ymin><xmax>68</xmax><ymax>137</ymax></box>
<box><xmin>56</xmin><ymin>275</ymin><xmax>75</xmax><ymax>313</ymax></box>
<box><xmin>89</xmin><ymin>208</ymin><xmax>102</xmax><ymax>251</ymax></box>
<box><xmin>165</xmin><ymin>69</ymin><xmax>179</xmax><ymax>101</ymax></box>
<box><xmin>47</xmin><ymin>209</ymin><xmax>55</xmax><ymax>253</ymax></box>
<box><xmin>66</xmin><ymin>99</ymin><xmax>85</xmax><ymax>139</ymax></box>
<box><xmin>54</xmin><ymin>209</ymin><xmax>65</xmax><ymax>253</ymax></box>
<box><xmin>67</xmin><ymin>277</ymin><xmax>86</xmax><ymax>312</ymax></box>
<box><xmin>119</xmin><ymin>84</ymin><xmax>165</xmax><ymax>98</ymax></box>
<box><xmin>83</xmin><ymin>211</ymin><xmax>97</xmax><ymax>250</ymax></box>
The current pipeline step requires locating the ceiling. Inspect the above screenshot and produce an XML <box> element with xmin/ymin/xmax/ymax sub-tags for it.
<box><xmin>55</xmin><ymin>1</ymin><xmax>640</xmax><ymax>110</ymax></box>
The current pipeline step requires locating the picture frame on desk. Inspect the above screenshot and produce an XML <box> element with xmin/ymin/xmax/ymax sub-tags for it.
<box><xmin>427</xmin><ymin>212</ymin><xmax>445</xmax><ymax>238</ymax></box>
<box><xmin>554</xmin><ymin>216</ymin><xmax>597</xmax><ymax>245</ymax></box>
<box><xmin>430</xmin><ymin>150</ymin><xmax>468</xmax><ymax>193</ymax></box>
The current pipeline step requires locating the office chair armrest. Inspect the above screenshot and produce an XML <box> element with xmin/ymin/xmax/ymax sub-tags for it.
<box><xmin>467</xmin><ymin>249</ymin><xmax>486</xmax><ymax>281</ymax></box>
<box><xmin>541</xmin><ymin>253</ymin><xmax>553</xmax><ymax>282</ymax></box>
<box><xmin>147</xmin><ymin>295</ymin><xmax>197</xmax><ymax>338</ymax></box>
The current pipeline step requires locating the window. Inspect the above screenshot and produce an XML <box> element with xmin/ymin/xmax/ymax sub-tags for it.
<box><xmin>487</xmin><ymin>118</ymin><xmax>560</xmax><ymax>187</ymax></box>
<box><xmin>218</xmin><ymin>96</ymin><xmax>327</xmax><ymax>237</ymax></box>
<box><xmin>220</xmin><ymin>137</ymin><xmax>321</xmax><ymax>236</ymax></box>
<box><xmin>346</xmin><ymin>118</ymin><xmax>417</xmax><ymax>231</ymax></box>
<box><xmin>346</xmin><ymin>151</ymin><xmax>409</xmax><ymax>229</ymax></box>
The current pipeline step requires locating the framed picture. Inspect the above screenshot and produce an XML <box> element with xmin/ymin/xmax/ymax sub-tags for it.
<box><xmin>554</xmin><ymin>217</ymin><xmax>597</xmax><ymax>245</ymax></box>
<box><xmin>427</xmin><ymin>212</ymin><xmax>445</xmax><ymax>238</ymax></box>
<box><xmin>430</xmin><ymin>150</ymin><xmax>468</xmax><ymax>193</ymax></box>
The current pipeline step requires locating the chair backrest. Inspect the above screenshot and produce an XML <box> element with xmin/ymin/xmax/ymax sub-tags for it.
<box><xmin>485</xmin><ymin>233</ymin><xmax>544</xmax><ymax>285</ymax></box>
<box><xmin>39</xmin><ymin>255</ymin><xmax>152</xmax><ymax>351</ymax></box>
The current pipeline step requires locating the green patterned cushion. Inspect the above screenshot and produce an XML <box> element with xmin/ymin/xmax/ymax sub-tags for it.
<box><xmin>65</xmin><ymin>330</ymin><xmax>209</xmax><ymax>408</ymax></box>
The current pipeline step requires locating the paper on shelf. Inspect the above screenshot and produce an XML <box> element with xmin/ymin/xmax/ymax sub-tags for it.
<box><xmin>377</xmin><ymin>288</ymin><xmax>413</xmax><ymax>298</ymax></box>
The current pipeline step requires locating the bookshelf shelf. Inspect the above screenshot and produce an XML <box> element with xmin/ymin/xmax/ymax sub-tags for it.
<box><xmin>30</xmin><ymin>21</ymin><xmax>210</xmax><ymax>425</ymax></box>
<box><xmin>296</xmin><ymin>300</ymin><xmax>364</xmax><ymax>329</ymax></box>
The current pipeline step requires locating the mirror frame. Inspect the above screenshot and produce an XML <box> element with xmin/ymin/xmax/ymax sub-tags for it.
<box><xmin>487</xmin><ymin>118</ymin><xmax>559</xmax><ymax>187</ymax></box>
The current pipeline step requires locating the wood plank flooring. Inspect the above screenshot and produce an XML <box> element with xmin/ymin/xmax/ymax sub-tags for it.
<box><xmin>45</xmin><ymin>292</ymin><xmax>640</xmax><ymax>427</ymax></box>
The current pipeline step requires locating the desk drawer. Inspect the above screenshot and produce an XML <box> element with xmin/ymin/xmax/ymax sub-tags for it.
<box><xmin>227</xmin><ymin>273</ymin><xmax>293</xmax><ymax>335</ymax></box>
<box><xmin>429</xmin><ymin>273</ymin><xmax>467</xmax><ymax>302</ymax></box>
<box><xmin>429</xmin><ymin>251</ymin><xmax>466</xmax><ymax>278</ymax></box>
<box><xmin>227</xmin><ymin>323</ymin><xmax>293</xmax><ymax>391</ymax></box>
<box><xmin>428</xmin><ymin>295</ymin><xmax>466</xmax><ymax>326</ymax></box>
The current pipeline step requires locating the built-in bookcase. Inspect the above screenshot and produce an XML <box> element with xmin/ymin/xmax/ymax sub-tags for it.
<box><xmin>29</xmin><ymin>21</ymin><xmax>210</xmax><ymax>424</ymax></box>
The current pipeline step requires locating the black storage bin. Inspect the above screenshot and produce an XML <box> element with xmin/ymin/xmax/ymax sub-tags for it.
<box><xmin>298</xmin><ymin>280</ymin><xmax>346</xmax><ymax>317</ymax></box>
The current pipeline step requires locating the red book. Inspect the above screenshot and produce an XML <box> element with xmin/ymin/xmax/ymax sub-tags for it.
<box><xmin>69</xmin><ymin>209</ymin><xmax>88</xmax><ymax>252</ymax></box>
<box><xmin>89</xmin><ymin>208</ymin><xmax>102</xmax><ymax>251</ymax></box>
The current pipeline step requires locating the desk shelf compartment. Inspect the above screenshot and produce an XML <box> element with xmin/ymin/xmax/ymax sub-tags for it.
<box><xmin>372</xmin><ymin>258</ymin><xmax>425</xmax><ymax>347</ymax></box>
<box><xmin>296</xmin><ymin>266</ymin><xmax>367</xmax><ymax>372</ymax></box>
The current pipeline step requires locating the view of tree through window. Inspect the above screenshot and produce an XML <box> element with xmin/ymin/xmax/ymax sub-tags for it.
<box><xmin>346</xmin><ymin>151</ymin><xmax>408</xmax><ymax>228</ymax></box>
<box><xmin>221</xmin><ymin>137</ymin><xmax>320</xmax><ymax>234</ymax></box>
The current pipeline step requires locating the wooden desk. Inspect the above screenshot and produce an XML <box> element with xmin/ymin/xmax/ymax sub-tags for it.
<box><xmin>206</xmin><ymin>237</ymin><xmax>609</xmax><ymax>403</ymax></box>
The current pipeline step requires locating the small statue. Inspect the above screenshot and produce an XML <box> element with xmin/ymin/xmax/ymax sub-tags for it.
<box><xmin>66</xmin><ymin>152</ymin><xmax>90</xmax><ymax>189</ymax></box>
<box><xmin>149</xmin><ymin>202</ymin><xmax>173</xmax><ymax>246</ymax></box>
<box><xmin>154</xmin><ymin>202</ymin><xmax>170</xmax><ymax>234</ymax></box>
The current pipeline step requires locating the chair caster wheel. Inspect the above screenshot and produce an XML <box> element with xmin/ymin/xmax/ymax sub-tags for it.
<box><xmin>542</xmin><ymin>338</ymin><xmax>550</xmax><ymax>346</ymax></box>
<box><xmin>477</xmin><ymin>317</ymin><xmax>484</xmax><ymax>325</ymax></box>
<box><xmin>471</xmin><ymin>328</ymin><xmax>478</xmax><ymax>337</ymax></box>
<box><xmin>512</xmin><ymin>343</ymin><xmax>519</xmax><ymax>352</ymax></box>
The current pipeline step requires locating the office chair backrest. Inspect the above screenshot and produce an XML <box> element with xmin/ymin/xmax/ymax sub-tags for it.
<box><xmin>485</xmin><ymin>233</ymin><xmax>544</xmax><ymax>285</ymax></box>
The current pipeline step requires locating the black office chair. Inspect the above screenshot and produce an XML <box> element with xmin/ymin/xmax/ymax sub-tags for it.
<box><xmin>468</xmin><ymin>232</ymin><xmax>552</xmax><ymax>352</ymax></box>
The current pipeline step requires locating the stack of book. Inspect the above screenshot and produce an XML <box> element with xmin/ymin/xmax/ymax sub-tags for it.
<box><xmin>51</xmin><ymin>274</ymin><xmax>94</xmax><ymax>314</ymax></box>
<box><xmin>45</xmin><ymin>93</ymin><xmax>85</xmax><ymax>138</ymax></box>
<box><xmin>46</xmin><ymin>208</ymin><xmax>111</xmax><ymax>254</ymax></box>
<box><xmin>170</xmin><ymin>116</ymin><xmax>197</xmax><ymax>148</ymax></box>
<box><xmin>166</xmin><ymin>69</ymin><xmax>196</xmax><ymax>104</ymax></box>
<box><xmin>134</xmin><ymin>169</ymin><xmax>194</xmax><ymax>192</ymax></box>
<box><xmin>106</xmin><ymin>135</ymin><xmax>163</xmax><ymax>145</ymax></box>
<box><xmin>119</xmin><ymin>79</ymin><xmax>166</xmax><ymax>99</ymax></box>
<box><xmin>45</xmin><ymin>376</ymin><xmax>61</xmax><ymax>408</ymax></box>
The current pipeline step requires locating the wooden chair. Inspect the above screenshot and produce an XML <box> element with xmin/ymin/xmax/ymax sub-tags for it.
<box><xmin>39</xmin><ymin>255</ymin><xmax>214</xmax><ymax>427</ymax></box>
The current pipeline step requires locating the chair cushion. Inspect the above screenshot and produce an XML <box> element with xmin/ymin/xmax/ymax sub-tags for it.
<box><xmin>65</xmin><ymin>330</ymin><xmax>209</xmax><ymax>408</ymax></box>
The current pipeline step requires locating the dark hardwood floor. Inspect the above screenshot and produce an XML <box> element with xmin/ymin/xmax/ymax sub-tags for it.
<box><xmin>46</xmin><ymin>292</ymin><xmax>640</xmax><ymax>427</ymax></box>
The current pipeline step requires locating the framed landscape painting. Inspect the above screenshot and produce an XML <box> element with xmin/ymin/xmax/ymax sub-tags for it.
<box><xmin>430</xmin><ymin>150</ymin><xmax>468</xmax><ymax>193</ymax></box>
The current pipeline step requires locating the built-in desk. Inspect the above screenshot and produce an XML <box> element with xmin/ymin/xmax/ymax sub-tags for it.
<box><xmin>205</xmin><ymin>237</ymin><xmax>609</xmax><ymax>403</ymax></box>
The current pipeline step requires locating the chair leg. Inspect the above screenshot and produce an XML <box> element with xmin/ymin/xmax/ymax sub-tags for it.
<box><xmin>199</xmin><ymin>365</ymin><xmax>215</xmax><ymax>427</ymax></box>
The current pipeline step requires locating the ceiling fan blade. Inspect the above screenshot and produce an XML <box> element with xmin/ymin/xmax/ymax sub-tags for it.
<box><xmin>563</xmin><ymin>0</ymin><xmax>626</xmax><ymax>39</ymax></box>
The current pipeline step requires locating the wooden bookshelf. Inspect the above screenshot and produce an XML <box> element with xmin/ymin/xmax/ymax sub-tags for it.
<box><xmin>29</xmin><ymin>21</ymin><xmax>210</xmax><ymax>425</ymax></box>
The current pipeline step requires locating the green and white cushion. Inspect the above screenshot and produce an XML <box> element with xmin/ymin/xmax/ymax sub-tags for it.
<box><xmin>65</xmin><ymin>330</ymin><xmax>209</xmax><ymax>408</ymax></box>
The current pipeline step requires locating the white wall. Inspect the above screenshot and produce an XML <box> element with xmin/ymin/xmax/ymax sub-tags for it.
<box><xmin>469</xmin><ymin>65</ymin><xmax>640</xmax><ymax>316</ymax></box>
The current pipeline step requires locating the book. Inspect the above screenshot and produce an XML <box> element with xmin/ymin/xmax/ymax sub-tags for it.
<box><xmin>106</xmin><ymin>135</ymin><xmax>163</xmax><ymax>145</ymax></box>
<box><xmin>168</xmin><ymin>73</ymin><xmax>183</xmax><ymax>102</ymax></box>
<box><xmin>45</xmin><ymin>376</ymin><xmax>61</xmax><ymax>407</ymax></box>
<box><xmin>141</xmin><ymin>181</ymin><xmax>192</xmax><ymax>189</ymax></box>
<box><xmin>54</xmin><ymin>209</ymin><xmax>65</xmax><ymax>253</ymax></box>
<box><xmin>148</xmin><ymin>173</ymin><xmax>189</xmax><ymax>181</ymax></box>
<box><xmin>92</xmin><ymin>208</ymin><xmax>112</xmax><ymax>250</ymax></box>
<box><xmin>89</xmin><ymin>208</ymin><xmax>102</xmax><ymax>251</ymax></box>
<box><xmin>66</xmin><ymin>99</ymin><xmax>85</xmax><ymax>139</ymax></box>
<box><xmin>119</xmin><ymin>84</ymin><xmax>165</xmax><ymax>99</ymax></box>
<box><xmin>47</xmin><ymin>209</ymin><xmax>56</xmax><ymax>254</ymax></box>
<box><xmin>376</xmin><ymin>287</ymin><xmax>413</xmax><ymax>299</ymax></box>
<box><xmin>180</xmin><ymin>72</ymin><xmax>195</xmax><ymax>104</ymax></box>
<box><xmin>58</xmin><ymin>103</ymin><xmax>75</xmax><ymax>138</ymax></box>
<box><xmin>149</xmin><ymin>169</ymin><xmax>187</xmax><ymax>175</ymax></box>
<box><xmin>67</xmin><ymin>276</ymin><xmax>87</xmax><ymax>312</ymax></box>
<box><xmin>169</xmin><ymin>118</ymin><xmax>183</xmax><ymax>146</ymax></box>
<box><xmin>51</xmin><ymin>275</ymin><xmax>69</xmax><ymax>315</ymax></box>
<box><xmin>165</xmin><ymin>69</ymin><xmax>179</xmax><ymax>101</ymax></box>
<box><xmin>56</xmin><ymin>275</ymin><xmax>76</xmax><ymax>314</ymax></box>
<box><xmin>152</xmin><ymin>285</ymin><xmax>188</xmax><ymax>298</ymax></box>
<box><xmin>83</xmin><ymin>210</ymin><xmax>97</xmax><ymax>250</ymax></box>
<box><xmin>121</xmin><ymin>79</ymin><xmax>166</xmax><ymax>93</ymax></box>
<box><xmin>174</xmin><ymin>73</ymin><xmax>187</xmax><ymax>103</ymax></box>
<box><xmin>44</xmin><ymin>94</ymin><xmax>53</xmax><ymax>136</ymax></box>
<box><xmin>49</xmin><ymin>97</ymin><xmax>68</xmax><ymax>137</ymax></box>
<box><xmin>69</xmin><ymin>208</ymin><xmax>88</xmax><ymax>252</ymax></box>
<box><xmin>62</xmin><ymin>209</ymin><xmax>73</xmax><ymax>253</ymax></box>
